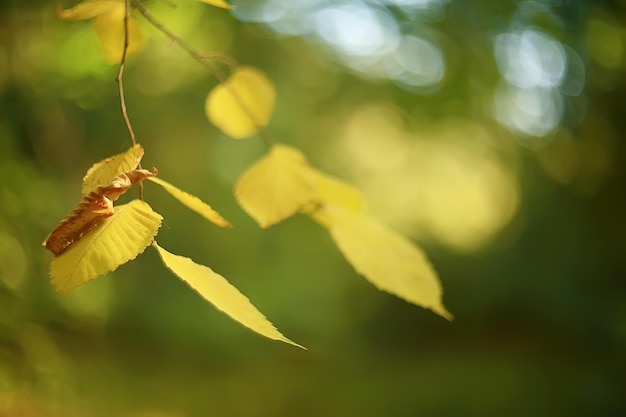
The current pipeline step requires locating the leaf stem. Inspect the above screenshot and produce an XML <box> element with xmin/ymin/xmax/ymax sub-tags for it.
<box><xmin>130</xmin><ymin>0</ymin><xmax>274</xmax><ymax>147</ymax></box>
<box><xmin>117</xmin><ymin>0</ymin><xmax>144</xmax><ymax>199</ymax></box>
<box><xmin>116</xmin><ymin>0</ymin><xmax>136</xmax><ymax>146</ymax></box>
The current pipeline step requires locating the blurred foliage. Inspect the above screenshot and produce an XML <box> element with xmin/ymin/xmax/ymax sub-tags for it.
<box><xmin>1</xmin><ymin>0</ymin><xmax>625</xmax><ymax>416</ymax></box>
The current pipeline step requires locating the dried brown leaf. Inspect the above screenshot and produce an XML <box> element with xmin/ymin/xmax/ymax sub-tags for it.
<box><xmin>44</xmin><ymin>168</ymin><xmax>156</xmax><ymax>256</ymax></box>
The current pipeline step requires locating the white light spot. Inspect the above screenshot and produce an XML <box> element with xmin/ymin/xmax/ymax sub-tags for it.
<box><xmin>494</xmin><ymin>83</ymin><xmax>563</xmax><ymax>143</ymax></box>
<box><xmin>394</xmin><ymin>35</ymin><xmax>444</xmax><ymax>87</ymax></box>
<box><xmin>314</xmin><ymin>4</ymin><xmax>399</xmax><ymax>57</ymax></box>
<box><xmin>495</xmin><ymin>29</ymin><xmax>567</xmax><ymax>89</ymax></box>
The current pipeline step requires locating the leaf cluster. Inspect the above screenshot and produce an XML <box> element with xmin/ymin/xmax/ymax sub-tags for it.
<box><xmin>46</xmin><ymin>0</ymin><xmax>453</xmax><ymax>348</ymax></box>
<box><xmin>44</xmin><ymin>144</ymin><xmax>301</xmax><ymax>347</ymax></box>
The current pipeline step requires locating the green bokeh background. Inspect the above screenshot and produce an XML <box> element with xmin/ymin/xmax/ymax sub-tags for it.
<box><xmin>1</xmin><ymin>1</ymin><xmax>625</xmax><ymax>416</ymax></box>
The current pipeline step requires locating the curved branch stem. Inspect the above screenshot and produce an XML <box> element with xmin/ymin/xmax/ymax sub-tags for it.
<box><xmin>117</xmin><ymin>0</ymin><xmax>144</xmax><ymax>199</ymax></box>
<box><xmin>116</xmin><ymin>0</ymin><xmax>136</xmax><ymax>146</ymax></box>
<box><xmin>130</xmin><ymin>0</ymin><xmax>274</xmax><ymax>147</ymax></box>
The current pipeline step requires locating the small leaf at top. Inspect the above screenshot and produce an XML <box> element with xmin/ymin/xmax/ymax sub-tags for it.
<box><xmin>92</xmin><ymin>5</ymin><xmax>145</xmax><ymax>64</ymax></box>
<box><xmin>304</xmin><ymin>169</ymin><xmax>367</xmax><ymax>227</ymax></box>
<box><xmin>147</xmin><ymin>176</ymin><xmax>231</xmax><ymax>228</ymax></box>
<box><xmin>235</xmin><ymin>144</ymin><xmax>317</xmax><ymax>228</ymax></box>
<box><xmin>205</xmin><ymin>66</ymin><xmax>276</xmax><ymax>139</ymax></box>
<box><xmin>199</xmin><ymin>0</ymin><xmax>234</xmax><ymax>9</ymax></box>
<box><xmin>56</xmin><ymin>0</ymin><xmax>122</xmax><ymax>21</ymax></box>
<box><xmin>321</xmin><ymin>209</ymin><xmax>453</xmax><ymax>320</ymax></box>
<box><xmin>49</xmin><ymin>199</ymin><xmax>162</xmax><ymax>293</ymax></box>
<box><xmin>82</xmin><ymin>144</ymin><xmax>144</xmax><ymax>196</ymax></box>
<box><xmin>153</xmin><ymin>242</ymin><xmax>304</xmax><ymax>349</ymax></box>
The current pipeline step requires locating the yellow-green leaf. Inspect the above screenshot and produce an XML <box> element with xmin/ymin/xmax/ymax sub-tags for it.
<box><xmin>153</xmin><ymin>242</ymin><xmax>304</xmax><ymax>348</ymax></box>
<box><xmin>305</xmin><ymin>169</ymin><xmax>367</xmax><ymax>227</ymax></box>
<box><xmin>235</xmin><ymin>144</ymin><xmax>317</xmax><ymax>228</ymax></box>
<box><xmin>92</xmin><ymin>5</ymin><xmax>145</xmax><ymax>64</ymax></box>
<box><xmin>49</xmin><ymin>199</ymin><xmax>162</xmax><ymax>293</ymax></box>
<box><xmin>199</xmin><ymin>0</ymin><xmax>234</xmax><ymax>9</ymax></box>
<box><xmin>322</xmin><ymin>209</ymin><xmax>453</xmax><ymax>320</ymax></box>
<box><xmin>205</xmin><ymin>66</ymin><xmax>276</xmax><ymax>139</ymax></box>
<box><xmin>56</xmin><ymin>0</ymin><xmax>122</xmax><ymax>21</ymax></box>
<box><xmin>82</xmin><ymin>144</ymin><xmax>144</xmax><ymax>196</ymax></box>
<box><xmin>147</xmin><ymin>176</ymin><xmax>231</xmax><ymax>228</ymax></box>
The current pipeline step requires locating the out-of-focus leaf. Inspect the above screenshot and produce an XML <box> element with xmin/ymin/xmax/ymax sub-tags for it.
<box><xmin>304</xmin><ymin>169</ymin><xmax>366</xmax><ymax>227</ymax></box>
<box><xmin>82</xmin><ymin>144</ymin><xmax>144</xmax><ymax>196</ymax></box>
<box><xmin>147</xmin><ymin>176</ymin><xmax>231</xmax><ymax>228</ymax></box>
<box><xmin>92</xmin><ymin>4</ymin><xmax>145</xmax><ymax>64</ymax></box>
<box><xmin>235</xmin><ymin>144</ymin><xmax>316</xmax><ymax>228</ymax></box>
<box><xmin>236</xmin><ymin>142</ymin><xmax>451</xmax><ymax>318</ymax></box>
<box><xmin>153</xmin><ymin>242</ymin><xmax>304</xmax><ymax>348</ymax></box>
<box><xmin>301</xmin><ymin>166</ymin><xmax>450</xmax><ymax>318</ymax></box>
<box><xmin>322</xmin><ymin>209</ymin><xmax>453</xmax><ymax>320</ymax></box>
<box><xmin>56</xmin><ymin>0</ymin><xmax>122</xmax><ymax>21</ymax></box>
<box><xmin>45</xmin><ymin>169</ymin><xmax>157</xmax><ymax>256</ymax></box>
<box><xmin>199</xmin><ymin>0</ymin><xmax>234</xmax><ymax>9</ymax></box>
<box><xmin>49</xmin><ymin>200</ymin><xmax>162</xmax><ymax>293</ymax></box>
<box><xmin>205</xmin><ymin>66</ymin><xmax>276</xmax><ymax>139</ymax></box>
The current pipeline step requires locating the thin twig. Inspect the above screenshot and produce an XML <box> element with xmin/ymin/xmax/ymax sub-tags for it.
<box><xmin>131</xmin><ymin>0</ymin><xmax>226</xmax><ymax>80</ymax></box>
<box><xmin>116</xmin><ymin>0</ymin><xmax>144</xmax><ymax>199</ymax></box>
<box><xmin>197</xmin><ymin>53</ymin><xmax>239</xmax><ymax>68</ymax></box>
<box><xmin>131</xmin><ymin>0</ymin><xmax>275</xmax><ymax>147</ymax></box>
<box><xmin>116</xmin><ymin>0</ymin><xmax>136</xmax><ymax>146</ymax></box>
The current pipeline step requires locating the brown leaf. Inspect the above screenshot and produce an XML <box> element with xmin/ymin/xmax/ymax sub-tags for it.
<box><xmin>44</xmin><ymin>168</ymin><xmax>156</xmax><ymax>256</ymax></box>
<box><xmin>82</xmin><ymin>143</ymin><xmax>144</xmax><ymax>196</ymax></box>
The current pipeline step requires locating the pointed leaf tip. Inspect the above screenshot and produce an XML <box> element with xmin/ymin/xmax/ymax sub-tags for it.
<box><xmin>322</xmin><ymin>210</ymin><xmax>452</xmax><ymax>320</ymax></box>
<box><xmin>153</xmin><ymin>242</ymin><xmax>304</xmax><ymax>348</ymax></box>
<box><xmin>300</xmin><ymin>168</ymin><xmax>452</xmax><ymax>320</ymax></box>
<box><xmin>147</xmin><ymin>176</ymin><xmax>231</xmax><ymax>228</ymax></box>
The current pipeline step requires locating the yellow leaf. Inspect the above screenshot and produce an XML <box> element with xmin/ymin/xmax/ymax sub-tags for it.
<box><xmin>235</xmin><ymin>145</ymin><xmax>317</xmax><ymax>228</ymax></box>
<box><xmin>92</xmin><ymin>5</ymin><xmax>145</xmax><ymax>64</ymax></box>
<box><xmin>322</xmin><ymin>210</ymin><xmax>453</xmax><ymax>320</ymax></box>
<box><xmin>49</xmin><ymin>200</ymin><xmax>162</xmax><ymax>293</ymax></box>
<box><xmin>304</xmin><ymin>169</ymin><xmax>367</xmax><ymax>227</ymax></box>
<box><xmin>153</xmin><ymin>242</ymin><xmax>304</xmax><ymax>348</ymax></box>
<box><xmin>199</xmin><ymin>0</ymin><xmax>234</xmax><ymax>9</ymax></box>
<box><xmin>147</xmin><ymin>176</ymin><xmax>231</xmax><ymax>228</ymax></box>
<box><xmin>205</xmin><ymin>66</ymin><xmax>276</xmax><ymax>139</ymax></box>
<box><xmin>82</xmin><ymin>144</ymin><xmax>144</xmax><ymax>196</ymax></box>
<box><xmin>56</xmin><ymin>0</ymin><xmax>122</xmax><ymax>21</ymax></box>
